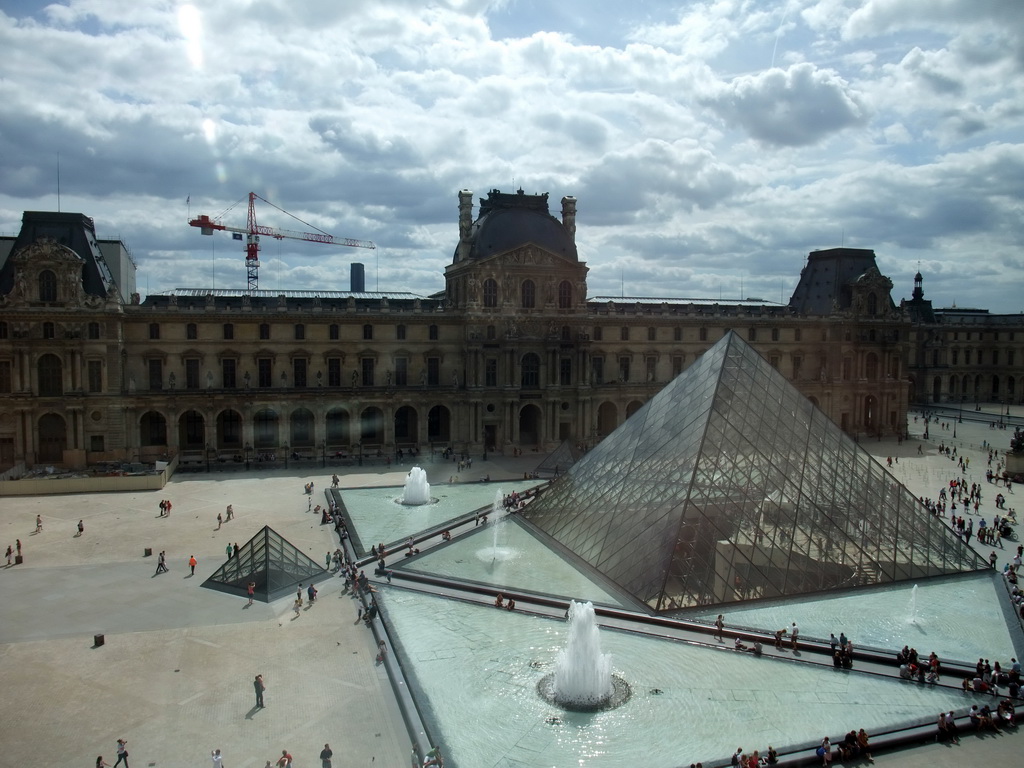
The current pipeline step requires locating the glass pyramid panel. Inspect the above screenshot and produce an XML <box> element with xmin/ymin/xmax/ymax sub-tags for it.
<box><xmin>523</xmin><ymin>331</ymin><xmax>990</xmax><ymax>612</ymax></box>
<box><xmin>201</xmin><ymin>525</ymin><xmax>330</xmax><ymax>602</ymax></box>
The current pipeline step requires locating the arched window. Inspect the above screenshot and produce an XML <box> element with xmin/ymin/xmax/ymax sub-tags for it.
<box><xmin>521</xmin><ymin>353</ymin><xmax>540</xmax><ymax>387</ymax></box>
<box><xmin>558</xmin><ymin>280</ymin><xmax>572</xmax><ymax>309</ymax></box>
<box><xmin>483</xmin><ymin>279</ymin><xmax>498</xmax><ymax>308</ymax></box>
<box><xmin>39</xmin><ymin>270</ymin><xmax>58</xmax><ymax>302</ymax></box>
<box><xmin>521</xmin><ymin>280</ymin><xmax>535</xmax><ymax>309</ymax></box>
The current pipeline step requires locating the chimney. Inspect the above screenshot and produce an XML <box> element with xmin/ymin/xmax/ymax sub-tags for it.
<box><xmin>350</xmin><ymin>263</ymin><xmax>365</xmax><ymax>293</ymax></box>
<box><xmin>561</xmin><ymin>195</ymin><xmax>577</xmax><ymax>242</ymax></box>
<box><xmin>457</xmin><ymin>189</ymin><xmax>473</xmax><ymax>262</ymax></box>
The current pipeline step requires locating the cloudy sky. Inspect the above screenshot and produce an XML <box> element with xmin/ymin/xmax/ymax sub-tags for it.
<box><xmin>1</xmin><ymin>0</ymin><xmax>1022</xmax><ymax>312</ymax></box>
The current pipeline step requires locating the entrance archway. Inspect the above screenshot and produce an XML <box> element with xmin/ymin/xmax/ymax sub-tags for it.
<box><xmin>597</xmin><ymin>401</ymin><xmax>618</xmax><ymax>437</ymax></box>
<box><xmin>178</xmin><ymin>410</ymin><xmax>205</xmax><ymax>451</ymax></box>
<box><xmin>140</xmin><ymin>411</ymin><xmax>168</xmax><ymax>447</ymax></box>
<box><xmin>518</xmin><ymin>404</ymin><xmax>542</xmax><ymax>447</ymax></box>
<box><xmin>290</xmin><ymin>407</ymin><xmax>315</xmax><ymax>448</ymax></box>
<box><xmin>326</xmin><ymin>408</ymin><xmax>351</xmax><ymax>446</ymax></box>
<box><xmin>394</xmin><ymin>405</ymin><xmax>418</xmax><ymax>445</ymax></box>
<box><xmin>38</xmin><ymin>413</ymin><xmax>67</xmax><ymax>463</ymax></box>
<box><xmin>217</xmin><ymin>410</ymin><xmax>242</xmax><ymax>451</ymax></box>
<box><xmin>427</xmin><ymin>405</ymin><xmax>450</xmax><ymax>443</ymax></box>
<box><xmin>360</xmin><ymin>407</ymin><xmax>384</xmax><ymax>444</ymax></box>
<box><xmin>253</xmin><ymin>409</ymin><xmax>279</xmax><ymax>449</ymax></box>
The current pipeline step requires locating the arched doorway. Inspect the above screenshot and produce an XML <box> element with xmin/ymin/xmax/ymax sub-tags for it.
<box><xmin>253</xmin><ymin>409</ymin><xmax>279</xmax><ymax>449</ymax></box>
<box><xmin>217</xmin><ymin>410</ymin><xmax>242</xmax><ymax>451</ymax></box>
<box><xmin>518</xmin><ymin>404</ymin><xmax>542</xmax><ymax>447</ymax></box>
<box><xmin>625</xmin><ymin>400</ymin><xmax>644</xmax><ymax>419</ymax></box>
<box><xmin>178</xmin><ymin>410</ymin><xmax>205</xmax><ymax>451</ymax></box>
<box><xmin>597</xmin><ymin>402</ymin><xmax>618</xmax><ymax>437</ymax></box>
<box><xmin>864</xmin><ymin>396</ymin><xmax>877</xmax><ymax>430</ymax></box>
<box><xmin>394</xmin><ymin>405</ymin><xmax>418</xmax><ymax>445</ymax></box>
<box><xmin>290</xmin><ymin>407</ymin><xmax>314</xmax><ymax>448</ymax></box>
<box><xmin>38</xmin><ymin>413</ymin><xmax>67</xmax><ymax>463</ymax></box>
<box><xmin>427</xmin><ymin>405</ymin><xmax>450</xmax><ymax>444</ymax></box>
<box><xmin>326</xmin><ymin>408</ymin><xmax>351</xmax><ymax>447</ymax></box>
<box><xmin>140</xmin><ymin>411</ymin><xmax>168</xmax><ymax>447</ymax></box>
<box><xmin>360</xmin><ymin>407</ymin><xmax>384</xmax><ymax>445</ymax></box>
<box><xmin>992</xmin><ymin>375</ymin><xmax>1001</xmax><ymax>398</ymax></box>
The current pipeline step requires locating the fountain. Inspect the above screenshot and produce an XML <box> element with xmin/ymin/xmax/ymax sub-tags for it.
<box><xmin>907</xmin><ymin>583</ymin><xmax>919</xmax><ymax>625</ymax></box>
<box><xmin>537</xmin><ymin>600</ymin><xmax>631</xmax><ymax>711</ymax></box>
<box><xmin>401</xmin><ymin>467</ymin><xmax>432</xmax><ymax>506</ymax></box>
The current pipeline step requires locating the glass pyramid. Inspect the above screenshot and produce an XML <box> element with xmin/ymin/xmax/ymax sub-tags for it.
<box><xmin>523</xmin><ymin>331</ymin><xmax>989</xmax><ymax>612</ymax></box>
<box><xmin>201</xmin><ymin>525</ymin><xmax>330</xmax><ymax>602</ymax></box>
<box><xmin>534</xmin><ymin>439</ymin><xmax>582</xmax><ymax>477</ymax></box>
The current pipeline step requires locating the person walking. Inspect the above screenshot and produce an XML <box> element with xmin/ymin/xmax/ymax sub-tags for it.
<box><xmin>320</xmin><ymin>743</ymin><xmax>333</xmax><ymax>768</ymax></box>
<box><xmin>16</xmin><ymin>539</ymin><xmax>22</xmax><ymax>557</ymax></box>
<box><xmin>225</xmin><ymin>543</ymin><xmax>232</xmax><ymax>560</ymax></box>
<box><xmin>154</xmin><ymin>551</ymin><xmax>168</xmax><ymax>575</ymax></box>
<box><xmin>254</xmin><ymin>674</ymin><xmax>265</xmax><ymax>708</ymax></box>
<box><xmin>233</xmin><ymin>542</ymin><xmax>240</xmax><ymax>558</ymax></box>
<box><xmin>225</xmin><ymin>504</ymin><xmax>233</xmax><ymax>521</ymax></box>
<box><xmin>5</xmin><ymin>545</ymin><xmax>12</xmax><ymax>566</ymax></box>
<box><xmin>189</xmin><ymin>554</ymin><xmax>197</xmax><ymax>575</ymax></box>
<box><xmin>217</xmin><ymin>513</ymin><xmax>223</xmax><ymax>530</ymax></box>
<box><xmin>35</xmin><ymin>514</ymin><xmax>42</xmax><ymax>532</ymax></box>
<box><xmin>113</xmin><ymin>738</ymin><xmax>129</xmax><ymax>768</ymax></box>
<box><xmin>77</xmin><ymin>520</ymin><xmax>84</xmax><ymax>537</ymax></box>
<box><xmin>211</xmin><ymin>748</ymin><xmax>224</xmax><ymax>768</ymax></box>
<box><xmin>714</xmin><ymin>614</ymin><xmax>724</xmax><ymax>641</ymax></box>
<box><xmin>247</xmin><ymin>581</ymin><xmax>256</xmax><ymax>606</ymax></box>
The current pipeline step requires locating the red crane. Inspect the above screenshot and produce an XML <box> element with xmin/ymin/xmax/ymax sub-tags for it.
<box><xmin>189</xmin><ymin>192</ymin><xmax>375</xmax><ymax>291</ymax></box>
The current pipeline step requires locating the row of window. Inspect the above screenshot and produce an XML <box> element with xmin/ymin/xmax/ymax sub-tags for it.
<box><xmin>949</xmin><ymin>350</ymin><xmax>1015</xmax><ymax>366</ymax></box>
<box><xmin>147</xmin><ymin>322</ymin><xmax>442</xmax><ymax>342</ymax></box>
<box><xmin>478</xmin><ymin>278</ymin><xmax>575</xmax><ymax>309</ymax></box>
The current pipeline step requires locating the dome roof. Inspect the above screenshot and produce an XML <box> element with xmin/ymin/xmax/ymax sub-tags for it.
<box><xmin>456</xmin><ymin>189</ymin><xmax>578</xmax><ymax>263</ymax></box>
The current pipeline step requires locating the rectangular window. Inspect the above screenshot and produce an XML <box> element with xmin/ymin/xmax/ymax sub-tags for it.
<box><xmin>258</xmin><ymin>358</ymin><xmax>272</xmax><ymax>388</ymax></box>
<box><xmin>952</xmin><ymin>350</ymin><xmax>959</xmax><ymax>365</ymax></box>
<box><xmin>222</xmin><ymin>358</ymin><xmax>237</xmax><ymax>389</ymax></box>
<box><xmin>1009</xmin><ymin>350</ymin><xmax>1016</xmax><ymax>366</ymax></box>
<box><xmin>619</xmin><ymin>356</ymin><xmax>630</xmax><ymax>382</ymax></box>
<box><xmin>792</xmin><ymin>356</ymin><xmax>802</xmax><ymax>380</ymax></box>
<box><xmin>185</xmin><ymin>358</ymin><xmax>200</xmax><ymax>389</ymax></box>
<box><xmin>769</xmin><ymin>354</ymin><xmax>780</xmax><ymax>370</ymax></box>
<box><xmin>427</xmin><ymin>357</ymin><xmax>440</xmax><ymax>386</ymax></box>
<box><xmin>148</xmin><ymin>359</ymin><xmax>163</xmax><ymax>390</ymax></box>
<box><xmin>560</xmin><ymin>358</ymin><xmax>572</xmax><ymax>386</ymax></box>
<box><xmin>794</xmin><ymin>328</ymin><xmax>801</xmax><ymax>342</ymax></box>
<box><xmin>259</xmin><ymin>323</ymin><xmax>270</xmax><ymax>340</ymax></box>
<box><xmin>592</xmin><ymin>357</ymin><xmax>604</xmax><ymax>385</ymax></box>
<box><xmin>223</xmin><ymin>323</ymin><xmax>234</xmax><ymax>340</ymax></box>
<box><xmin>771</xmin><ymin>328</ymin><xmax>779</xmax><ymax>341</ymax></box>
<box><xmin>646</xmin><ymin>356</ymin><xmax>656</xmax><ymax>382</ymax></box>
<box><xmin>88</xmin><ymin>322</ymin><xmax>100</xmax><ymax>339</ymax></box>
<box><xmin>396</xmin><ymin>325</ymin><xmax>406</xmax><ymax>340</ymax></box>
<box><xmin>0</xmin><ymin>360</ymin><xmax>11</xmax><ymax>393</ymax></box>
<box><xmin>620</xmin><ymin>326</ymin><xmax>629</xmax><ymax>341</ymax></box>
<box><xmin>395</xmin><ymin>357</ymin><xmax>408</xmax><ymax>386</ymax></box>
<box><xmin>965</xmin><ymin>350</ymin><xmax>972</xmax><ymax>365</ymax></box>
<box><xmin>593</xmin><ymin>326</ymin><xmax>603</xmax><ymax>341</ymax></box>
<box><xmin>328</xmin><ymin>357</ymin><xmax>342</xmax><ymax>387</ymax></box>
<box><xmin>90</xmin><ymin>435</ymin><xmax>104</xmax><ymax>452</ymax></box>
<box><xmin>842</xmin><ymin>358</ymin><xmax>852</xmax><ymax>380</ymax></box>
<box><xmin>673</xmin><ymin>327</ymin><xmax>682</xmax><ymax>342</ymax></box>
<box><xmin>647</xmin><ymin>327</ymin><xmax>656</xmax><ymax>341</ymax></box>
<box><xmin>485</xmin><ymin>358</ymin><xmax>497</xmax><ymax>387</ymax></box>
<box><xmin>43</xmin><ymin>322</ymin><xmax>55</xmax><ymax>339</ymax></box>
<box><xmin>149</xmin><ymin>323</ymin><xmax>160</xmax><ymax>340</ymax></box>
<box><xmin>329</xmin><ymin>324</ymin><xmax>340</xmax><ymax>340</ymax></box>
<box><xmin>699</xmin><ymin>327</ymin><xmax>707</xmax><ymax>341</ymax></box>
<box><xmin>186</xmin><ymin>323</ymin><xmax>197</xmax><ymax>340</ymax></box>
<box><xmin>363</xmin><ymin>324</ymin><xmax>373</xmax><ymax>340</ymax></box>
<box><xmin>295</xmin><ymin>324</ymin><xmax>305</xmax><ymax>341</ymax></box>
<box><xmin>87</xmin><ymin>360</ymin><xmax>102</xmax><ymax>393</ymax></box>
<box><xmin>993</xmin><ymin>351</ymin><xmax>999</xmax><ymax>365</ymax></box>
<box><xmin>672</xmin><ymin>356</ymin><xmax>684</xmax><ymax>377</ymax></box>
<box><xmin>361</xmin><ymin>358</ymin><xmax>375</xmax><ymax>386</ymax></box>
<box><xmin>748</xmin><ymin>328</ymin><xmax>757</xmax><ymax>342</ymax></box>
<box><xmin>429</xmin><ymin>324</ymin><xmax>439</xmax><ymax>340</ymax></box>
<box><xmin>294</xmin><ymin>358</ymin><xmax>307</xmax><ymax>388</ymax></box>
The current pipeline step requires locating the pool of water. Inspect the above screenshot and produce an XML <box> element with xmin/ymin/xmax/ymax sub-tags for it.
<box><xmin>688</xmin><ymin>572</ymin><xmax>1017</xmax><ymax>663</ymax></box>
<box><xmin>338</xmin><ymin>481</ymin><xmax>542</xmax><ymax>553</ymax></box>
<box><xmin>386</xmin><ymin>589</ymin><xmax>973</xmax><ymax>768</ymax></box>
<box><xmin>402</xmin><ymin>519</ymin><xmax>631</xmax><ymax>608</ymax></box>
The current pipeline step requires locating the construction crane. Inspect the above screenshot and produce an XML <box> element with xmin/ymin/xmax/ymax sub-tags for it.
<box><xmin>189</xmin><ymin>192</ymin><xmax>375</xmax><ymax>291</ymax></box>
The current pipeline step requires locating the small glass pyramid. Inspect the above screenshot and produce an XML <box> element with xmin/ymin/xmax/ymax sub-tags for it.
<box><xmin>523</xmin><ymin>331</ymin><xmax>988</xmax><ymax>611</ymax></box>
<box><xmin>201</xmin><ymin>525</ymin><xmax>330</xmax><ymax>602</ymax></box>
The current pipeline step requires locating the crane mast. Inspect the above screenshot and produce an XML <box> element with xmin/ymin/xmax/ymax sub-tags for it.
<box><xmin>189</xmin><ymin>192</ymin><xmax>375</xmax><ymax>291</ymax></box>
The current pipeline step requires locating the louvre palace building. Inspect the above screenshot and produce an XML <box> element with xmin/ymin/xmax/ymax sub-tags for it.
<box><xmin>0</xmin><ymin>187</ymin><xmax>1021</xmax><ymax>472</ymax></box>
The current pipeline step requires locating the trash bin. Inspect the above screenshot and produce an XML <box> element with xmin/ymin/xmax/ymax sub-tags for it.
<box><xmin>144</xmin><ymin>547</ymin><xmax>152</xmax><ymax>557</ymax></box>
<box><xmin>94</xmin><ymin>634</ymin><xmax>105</xmax><ymax>647</ymax></box>
<box><xmin>14</xmin><ymin>555</ymin><xmax>23</xmax><ymax>565</ymax></box>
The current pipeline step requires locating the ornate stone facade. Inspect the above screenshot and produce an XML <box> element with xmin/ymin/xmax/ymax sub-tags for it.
<box><xmin>0</xmin><ymin>193</ymin><xmax>1019</xmax><ymax>471</ymax></box>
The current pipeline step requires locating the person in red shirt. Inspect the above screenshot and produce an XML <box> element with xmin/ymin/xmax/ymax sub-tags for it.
<box><xmin>189</xmin><ymin>555</ymin><xmax>197</xmax><ymax>575</ymax></box>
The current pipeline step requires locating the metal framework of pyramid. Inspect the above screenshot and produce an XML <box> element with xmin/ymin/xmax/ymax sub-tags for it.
<box><xmin>201</xmin><ymin>525</ymin><xmax>330</xmax><ymax>602</ymax></box>
<box><xmin>523</xmin><ymin>331</ymin><xmax>989</xmax><ymax>612</ymax></box>
<box><xmin>534</xmin><ymin>439</ymin><xmax>582</xmax><ymax>477</ymax></box>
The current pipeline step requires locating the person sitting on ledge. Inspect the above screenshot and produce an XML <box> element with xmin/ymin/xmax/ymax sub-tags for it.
<box><xmin>506</xmin><ymin>598</ymin><xmax>516</xmax><ymax>611</ymax></box>
<box><xmin>751</xmin><ymin>641</ymin><xmax>763</xmax><ymax>656</ymax></box>
<box><xmin>441</xmin><ymin>530</ymin><xmax>451</xmax><ymax>542</ymax></box>
<box><xmin>494</xmin><ymin>593</ymin><xmax>505</xmax><ymax>608</ymax></box>
<box><xmin>733</xmin><ymin>637</ymin><xmax>748</xmax><ymax>652</ymax></box>
<box><xmin>997</xmin><ymin>698</ymin><xmax>1016</xmax><ymax>726</ymax></box>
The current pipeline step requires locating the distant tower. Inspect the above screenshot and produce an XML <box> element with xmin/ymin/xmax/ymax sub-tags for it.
<box><xmin>457</xmin><ymin>190</ymin><xmax>474</xmax><ymax>262</ymax></box>
<box><xmin>912</xmin><ymin>271</ymin><xmax>924</xmax><ymax>301</ymax></box>
<box><xmin>350</xmin><ymin>263</ymin><xmax>365</xmax><ymax>293</ymax></box>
